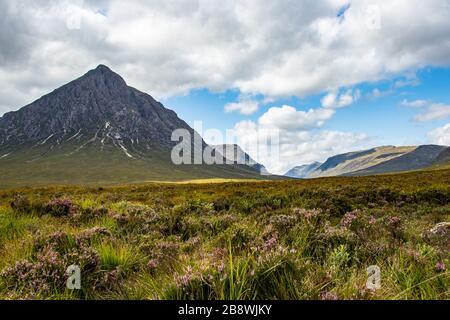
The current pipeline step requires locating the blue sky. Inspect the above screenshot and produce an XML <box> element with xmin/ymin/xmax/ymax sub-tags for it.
<box><xmin>163</xmin><ymin>66</ymin><xmax>450</xmax><ymax>151</ymax></box>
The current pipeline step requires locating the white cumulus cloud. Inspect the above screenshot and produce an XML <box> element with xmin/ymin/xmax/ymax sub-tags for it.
<box><xmin>321</xmin><ymin>89</ymin><xmax>361</xmax><ymax>109</ymax></box>
<box><xmin>400</xmin><ymin>99</ymin><xmax>450</xmax><ymax>122</ymax></box>
<box><xmin>428</xmin><ymin>123</ymin><xmax>450</xmax><ymax>146</ymax></box>
<box><xmin>413</xmin><ymin>103</ymin><xmax>450</xmax><ymax>122</ymax></box>
<box><xmin>232</xmin><ymin>105</ymin><xmax>371</xmax><ymax>174</ymax></box>
<box><xmin>2</xmin><ymin>0</ymin><xmax>450</xmax><ymax>112</ymax></box>
<box><xmin>224</xmin><ymin>95</ymin><xmax>260</xmax><ymax>115</ymax></box>
<box><xmin>259</xmin><ymin>105</ymin><xmax>335</xmax><ymax>131</ymax></box>
<box><xmin>401</xmin><ymin>99</ymin><xmax>429</xmax><ymax>108</ymax></box>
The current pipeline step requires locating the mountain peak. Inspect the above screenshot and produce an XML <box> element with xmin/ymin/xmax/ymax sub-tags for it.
<box><xmin>87</xmin><ymin>63</ymin><xmax>124</xmax><ymax>77</ymax></box>
<box><xmin>0</xmin><ymin>64</ymin><xmax>190</xmax><ymax>150</ymax></box>
<box><xmin>95</xmin><ymin>64</ymin><xmax>112</xmax><ymax>71</ymax></box>
<box><xmin>72</xmin><ymin>64</ymin><xmax>128</xmax><ymax>94</ymax></box>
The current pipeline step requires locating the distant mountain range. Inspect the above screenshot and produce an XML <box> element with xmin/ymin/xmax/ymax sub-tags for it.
<box><xmin>0</xmin><ymin>65</ymin><xmax>267</xmax><ymax>187</ymax></box>
<box><xmin>285</xmin><ymin>145</ymin><xmax>449</xmax><ymax>179</ymax></box>
<box><xmin>285</xmin><ymin>162</ymin><xmax>322</xmax><ymax>179</ymax></box>
<box><xmin>213</xmin><ymin>144</ymin><xmax>270</xmax><ymax>175</ymax></box>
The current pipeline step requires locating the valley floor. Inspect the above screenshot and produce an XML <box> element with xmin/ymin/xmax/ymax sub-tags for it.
<box><xmin>0</xmin><ymin>169</ymin><xmax>449</xmax><ymax>300</ymax></box>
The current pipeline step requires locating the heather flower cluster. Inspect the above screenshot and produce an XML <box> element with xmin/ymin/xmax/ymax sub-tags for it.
<box><xmin>143</xmin><ymin>241</ymin><xmax>180</xmax><ymax>273</ymax></box>
<box><xmin>71</xmin><ymin>206</ymin><xmax>109</xmax><ymax>223</ymax></box>
<box><xmin>386</xmin><ymin>216</ymin><xmax>402</xmax><ymax>228</ymax></box>
<box><xmin>262</xmin><ymin>236</ymin><xmax>278</xmax><ymax>252</ymax></box>
<box><xmin>75</xmin><ymin>227</ymin><xmax>112</xmax><ymax>245</ymax></box>
<box><xmin>435</xmin><ymin>262</ymin><xmax>446</xmax><ymax>272</ymax></box>
<box><xmin>0</xmin><ymin>228</ymin><xmax>114</xmax><ymax>298</ymax></box>
<box><xmin>175</xmin><ymin>266</ymin><xmax>196</xmax><ymax>289</ymax></box>
<box><xmin>293</xmin><ymin>208</ymin><xmax>321</xmax><ymax>222</ymax></box>
<box><xmin>109</xmin><ymin>204</ymin><xmax>161</xmax><ymax>234</ymax></box>
<box><xmin>385</xmin><ymin>216</ymin><xmax>403</xmax><ymax>240</ymax></box>
<box><xmin>10</xmin><ymin>194</ymin><xmax>31</xmax><ymax>213</ymax></box>
<box><xmin>340</xmin><ymin>211</ymin><xmax>358</xmax><ymax>229</ymax></box>
<box><xmin>321</xmin><ymin>291</ymin><xmax>339</xmax><ymax>300</ymax></box>
<box><xmin>269</xmin><ymin>215</ymin><xmax>297</xmax><ymax>232</ymax></box>
<box><xmin>0</xmin><ymin>244</ymin><xmax>100</xmax><ymax>297</ymax></box>
<box><xmin>45</xmin><ymin>199</ymin><xmax>76</xmax><ymax>217</ymax></box>
<box><xmin>0</xmin><ymin>249</ymin><xmax>66</xmax><ymax>297</ymax></box>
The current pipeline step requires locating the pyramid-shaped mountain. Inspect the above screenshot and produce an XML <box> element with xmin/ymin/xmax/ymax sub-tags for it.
<box><xmin>0</xmin><ymin>65</ymin><xmax>264</xmax><ymax>187</ymax></box>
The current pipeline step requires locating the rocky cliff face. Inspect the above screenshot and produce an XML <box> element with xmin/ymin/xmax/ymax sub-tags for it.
<box><xmin>0</xmin><ymin>65</ymin><xmax>194</xmax><ymax>158</ymax></box>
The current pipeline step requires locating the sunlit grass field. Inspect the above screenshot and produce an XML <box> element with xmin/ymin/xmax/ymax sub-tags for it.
<box><xmin>0</xmin><ymin>169</ymin><xmax>448</xmax><ymax>300</ymax></box>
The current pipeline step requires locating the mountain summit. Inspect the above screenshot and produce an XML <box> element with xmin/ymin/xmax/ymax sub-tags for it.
<box><xmin>0</xmin><ymin>64</ymin><xmax>193</xmax><ymax>153</ymax></box>
<box><xmin>0</xmin><ymin>65</ymin><xmax>264</xmax><ymax>187</ymax></box>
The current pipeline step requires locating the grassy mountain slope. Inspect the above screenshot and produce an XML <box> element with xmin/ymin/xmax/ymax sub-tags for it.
<box><xmin>435</xmin><ymin>147</ymin><xmax>450</xmax><ymax>164</ymax></box>
<box><xmin>308</xmin><ymin>146</ymin><xmax>416</xmax><ymax>178</ymax></box>
<box><xmin>348</xmin><ymin>145</ymin><xmax>447</xmax><ymax>176</ymax></box>
<box><xmin>0</xmin><ymin>143</ymin><xmax>268</xmax><ymax>189</ymax></box>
